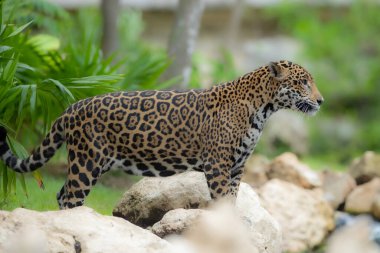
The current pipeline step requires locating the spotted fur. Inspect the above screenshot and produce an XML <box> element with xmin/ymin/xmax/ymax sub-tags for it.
<box><xmin>0</xmin><ymin>61</ymin><xmax>323</xmax><ymax>209</ymax></box>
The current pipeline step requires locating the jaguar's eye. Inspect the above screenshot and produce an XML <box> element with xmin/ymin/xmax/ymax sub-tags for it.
<box><xmin>302</xmin><ymin>79</ymin><xmax>308</xmax><ymax>85</ymax></box>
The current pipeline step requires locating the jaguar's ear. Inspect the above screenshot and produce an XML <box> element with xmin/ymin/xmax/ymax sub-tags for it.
<box><xmin>269</xmin><ymin>62</ymin><xmax>287</xmax><ymax>80</ymax></box>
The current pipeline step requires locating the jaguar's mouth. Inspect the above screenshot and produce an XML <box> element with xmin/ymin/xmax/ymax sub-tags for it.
<box><xmin>295</xmin><ymin>101</ymin><xmax>319</xmax><ymax>116</ymax></box>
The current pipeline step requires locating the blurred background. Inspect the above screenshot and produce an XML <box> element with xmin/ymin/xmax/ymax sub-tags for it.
<box><xmin>0</xmin><ymin>0</ymin><xmax>379</xmax><ymax>211</ymax></box>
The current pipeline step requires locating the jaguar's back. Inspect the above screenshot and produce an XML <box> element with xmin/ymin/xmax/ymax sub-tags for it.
<box><xmin>64</xmin><ymin>89</ymin><xmax>207</xmax><ymax>178</ymax></box>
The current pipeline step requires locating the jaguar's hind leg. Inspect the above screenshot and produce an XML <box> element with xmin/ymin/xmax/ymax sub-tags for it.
<box><xmin>228</xmin><ymin>169</ymin><xmax>243</xmax><ymax>198</ymax></box>
<box><xmin>56</xmin><ymin>184</ymin><xmax>66</xmax><ymax>209</ymax></box>
<box><xmin>60</xmin><ymin>152</ymin><xmax>108</xmax><ymax>209</ymax></box>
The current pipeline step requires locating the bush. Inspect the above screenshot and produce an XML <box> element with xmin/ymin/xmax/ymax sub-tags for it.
<box><xmin>265</xmin><ymin>1</ymin><xmax>380</xmax><ymax>158</ymax></box>
<box><xmin>0</xmin><ymin>0</ymin><xmax>171</xmax><ymax>200</ymax></box>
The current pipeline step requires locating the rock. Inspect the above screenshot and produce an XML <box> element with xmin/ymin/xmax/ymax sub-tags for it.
<box><xmin>321</xmin><ymin>170</ymin><xmax>356</xmax><ymax>209</ymax></box>
<box><xmin>371</xmin><ymin>193</ymin><xmax>380</xmax><ymax>220</ymax></box>
<box><xmin>151</xmin><ymin>208</ymin><xmax>203</xmax><ymax>238</ymax></box>
<box><xmin>259</xmin><ymin>179</ymin><xmax>334</xmax><ymax>253</ymax></box>
<box><xmin>345</xmin><ymin>178</ymin><xmax>380</xmax><ymax>214</ymax></box>
<box><xmin>326</xmin><ymin>217</ymin><xmax>380</xmax><ymax>253</ymax></box>
<box><xmin>113</xmin><ymin>171</ymin><xmax>211</xmax><ymax>227</ymax></box>
<box><xmin>99</xmin><ymin>171</ymin><xmax>136</xmax><ymax>190</ymax></box>
<box><xmin>266</xmin><ymin>152</ymin><xmax>322</xmax><ymax>189</ymax></box>
<box><xmin>180</xmin><ymin>202</ymin><xmax>260</xmax><ymax>253</ymax></box>
<box><xmin>372</xmin><ymin>221</ymin><xmax>380</xmax><ymax>246</ymax></box>
<box><xmin>349</xmin><ymin>151</ymin><xmax>380</xmax><ymax>184</ymax></box>
<box><xmin>236</xmin><ymin>183</ymin><xmax>282</xmax><ymax>253</ymax></box>
<box><xmin>0</xmin><ymin>206</ymin><xmax>176</xmax><ymax>253</ymax></box>
<box><xmin>152</xmin><ymin>183</ymin><xmax>282</xmax><ymax>253</ymax></box>
<box><xmin>335</xmin><ymin>211</ymin><xmax>356</xmax><ymax>230</ymax></box>
<box><xmin>242</xmin><ymin>154</ymin><xmax>270</xmax><ymax>188</ymax></box>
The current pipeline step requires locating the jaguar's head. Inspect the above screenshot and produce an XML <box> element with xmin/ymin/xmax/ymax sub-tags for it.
<box><xmin>268</xmin><ymin>61</ymin><xmax>324</xmax><ymax>116</ymax></box>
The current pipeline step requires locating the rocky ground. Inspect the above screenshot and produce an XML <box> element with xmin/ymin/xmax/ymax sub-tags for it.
<box><xmin>1</xmin><ymin>151</ymin><xmax>380</xmax><ymax>253</ymax></box>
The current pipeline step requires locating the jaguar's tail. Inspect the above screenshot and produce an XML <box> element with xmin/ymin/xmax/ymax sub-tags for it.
<box><xmin>0</xmin><ymin>117</ymin><xmax>65</xmax><ymax>173</ymax></box>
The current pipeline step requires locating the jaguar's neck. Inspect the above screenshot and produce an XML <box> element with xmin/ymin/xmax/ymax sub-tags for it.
<box><xmin>251</xmin><ymin>102</ymin><xmax>273</xmax><ymax>124</ymax></box>
<box><xmin>207</xmin><ymin>68</ymin><xmax>278</xmax><ymax>116</ymax></box>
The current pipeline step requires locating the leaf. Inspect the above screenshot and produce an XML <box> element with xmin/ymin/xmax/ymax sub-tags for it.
<box><xmin>12</xmin><ymin>172</ymin><xmax>17</xmax><ymax>194</ymax></box>
<box><xmin>0</xmin><ymin>1</ymin><xmax>3</xmax><ymax>29</ymax></box>
<box><xmin>2</xmin><ymin>164</ymin><xmax>8</xmax><ymax>197</ymax></box>
<box><xmin>7</xmin><ymin>170</ymin><xmax>16</xmax><ymax>195</ymax></box>
<box><xmin>0</xmin><ymin>88</ymin><xmax>21</xmax><ymax>111</ymax></box>
<box><xmin>7</xmin><ymin>20</ymin><xmax>33</xmax><ymax>38</ymax></box>
<box><xmin>156</xmin><ymin>76</ymin><xmax>181</xmax><ymax>90</ymax></box>
<box><xmin>7</xmin><ymin>135</ymin><xmax>28</xmax><ymax>159</ymax></box>
<box><xmin>15</xmin><ymin>86</ymin><xmax>29</xmax><ymax>132</ymax></box>
<box><xmin>68</xmin><ymin>75</ymin><xmax>123</xmax><ymax>85</ymax></box>
<box><xmin>17</xmin><ymin>63</ymin><xmax>36</xmax><ymax>72</ymax></box>
<box><xmin>27</xmin><ymin>34</ymin><xmax>60</xmax><ymax>54</ymax></box>
<box><xmin>0</xmin><ymin>45</ymin><xmax>12</xmax><ymax>53</ymax></box>
<box><xmin>19</xmin><ymin>174</ymin><xmax>28</xmax><ymax>197</ymax></box>
<box><xmin>7</xmin><ymin>135</ymin><xmax>42</xmax><ymax>193</ymax></box>
<box><xmin>29</xmin><ymin>84</ymin><xmax>37</xmax><ymax>119</ymax></box>
<box><xmin>32</xmin><ymin>171</ymin><xmax>45</xmax><ymax>190</ymax></box>
<box><xmin>47</xmin><ymin>78</ymin><xmax>75</xmax><ymax>102</ymax></box>
<box><xmin>0</xmin><ymin>24</ymin><xmax>6</xmax><ymax>37</ymax></box>
<box><xmin>1</xmin><ymin>53</ymin><xmax>18</xmax><ymax>83</ymax></box>
<box><xmin>17</xmin><ymin>85</ymin><xmax>30</xmax><ymax>115</ymax></box>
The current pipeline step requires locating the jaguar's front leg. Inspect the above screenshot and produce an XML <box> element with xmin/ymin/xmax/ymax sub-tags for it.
<box><xmin>228</xmin><ymin>168</ymin><xmax>244</xmax><ymax>198</ymax></box>
<box><xmin>202</xmin><ymin>152</ymin><xmax>235</xmax><ymax>201</ymax></box>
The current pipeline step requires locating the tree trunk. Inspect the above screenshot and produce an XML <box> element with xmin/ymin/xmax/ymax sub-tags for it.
<box><xmin>161</xmin><ymin>0</ymin><xmax>205</xmax><ymax>89</ymax></box>
<box><xmin>226</xmin><ymin>0</ymin><xmax>244</xmax><ymax>49</ymax></box>
<box><xmin>101</xmin><ymin>0</ymin><xmax>119</xmax><ymax>57</ymax></box>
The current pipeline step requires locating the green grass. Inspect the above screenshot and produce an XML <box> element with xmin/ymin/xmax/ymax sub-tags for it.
<box><xmin>262</xmin><ymin>152</ymin><xmax>348</xmax><ymax>172</ymax></box>
<box><xmin>0</xmin><ymin>174</ymin><xmax>124</xmax><ymax>215</ymax></box>
<box><xmin>302</xmin><ymin>155</ymin><xmax>347</xmax><ymax>172</ymax></box>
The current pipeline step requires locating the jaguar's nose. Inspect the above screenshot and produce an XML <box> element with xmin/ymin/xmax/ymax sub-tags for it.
<box><xmin>317</xmin><ymin>97</ymin><xmax>324</xmax><ymax>106</ymax></box>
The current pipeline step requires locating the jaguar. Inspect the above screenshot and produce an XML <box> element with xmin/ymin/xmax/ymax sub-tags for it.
<box><xmin>0</xmin><ymin>60</ymin><xmax>323</xmax><ymax>209</ymax></box>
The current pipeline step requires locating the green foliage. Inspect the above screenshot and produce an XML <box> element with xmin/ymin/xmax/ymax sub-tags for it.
<box><xmin>0</xmin><ymin>3</ymin><xmax>125</xmax><ymax>130</ymax></box>
<box><xmin>189</xmin><ymin>53</ymin><xmax>204</xmax><ymax>89</ymax></box>
<box><xmin>120</xmin><ymin>49</ymin><xmax>172</xmax><ymax>90</ymax></box>
<box><xmin>55</xmin><ymin>8</ymin><xmax>173</xmax><ymax>91</ymax></box>
<box><xmin>117</xmin><ymin>11</ymin><xmax>173</xmax><ymax>90</ymax></box>
<box><xmin>0</xmin><ymin>0</ymin><xmax>171</xmax><ymax>201</ymax></box>
<box><xmin>265</xmin><ymin>1</ymin><xmax>380</xmax><ymax>158</ymax></box>
<box><xmin>4</xmin><ymin>0</ymin><xmax>70</xmax><ymax>35</ymax></box>
<box><xmin>268</xmin><ymin>1</ymin><xmax>380</xmax><ymax>103</ymax></box>
<box><xmin>190</xmin><ymin>49</ymin><xmax>239</xmax><ymax>89</ymax></box>
<box><xmin>211</xmin><ymin>49</ymin><xmax>239</xmax><ymax>84</ymax></box>
<box><xmin>0</xmin><ymin>8</ymin><xmax>118</xmax><ymax>199</ymax></box>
